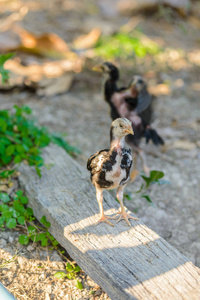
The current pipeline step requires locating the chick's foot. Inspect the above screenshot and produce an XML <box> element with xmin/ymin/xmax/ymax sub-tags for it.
<box><xmin>116</xmin><ymin>209</ymin><xmax>138</xmax><ymax>227</ymax></box>
<box><xmin>96</xmin><ymin>214</ymin><xmax>115</xmax><ymax>227</ymax></box>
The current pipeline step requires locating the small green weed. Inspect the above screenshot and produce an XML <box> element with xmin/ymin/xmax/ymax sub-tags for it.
<box><xmin>95</xmin><ymin>32</ymin><xmax>160</xmax><ymax>60</ymax></box>
<box><xmin>0</xmin><ymin>53</ymin><xmax>15</xmax><ymax>83</ymax></box>
<box><xmin>54</xmin><ymin>262</ymin><xmax>83</xmax><ymax>290</ymax></box>
<box><xmin>0</xmin><ymin>189</ymin><xmax>58</xmax><ymax>247</ymax></box>
<box><xmin>0</xmin><ymin>105</ymin><xmax>79</xmax><ymax>177</ymax></box>
<box><xmin>124</xmin><ymin>170</ymin><xmax>165</xmax><ymax>205</ymax></box>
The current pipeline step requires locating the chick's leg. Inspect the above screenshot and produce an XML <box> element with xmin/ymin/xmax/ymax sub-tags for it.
<box><xmin>96</xmin><ymin>188</ymin><xmax>114</xmax><ymax>227</ymax></box>
<box><xmin>116</xmin><ymin>186</ymin><xmax>138</xmax><ymax>227</ymax></box>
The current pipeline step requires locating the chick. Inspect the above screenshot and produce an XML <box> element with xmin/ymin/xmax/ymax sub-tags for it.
<box><xmin>93</xmin><ymin>62</ymin><xmax>164</xmax><ymax>177</ymax></box>
<box><xmin>87</xmin><ymin>118</ymin><xmax>138</xmax><ymax>226</ymax></box>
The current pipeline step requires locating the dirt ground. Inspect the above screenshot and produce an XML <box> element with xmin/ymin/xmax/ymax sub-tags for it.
<box><xmin>1</xmin><ymin>0</ymin><xmax>200</xmax><ymax>299</ymax></box>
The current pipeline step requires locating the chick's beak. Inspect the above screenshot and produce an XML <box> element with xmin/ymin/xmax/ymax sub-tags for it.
<box><xmin>92</xmin><ymin>64</ymin><xmax>104</xmax><ymax>72</ymax></box>
<box><xmin>124</xmin><ymin>125</ymin><xmax>134</xmax><ymax>135</ymax></box>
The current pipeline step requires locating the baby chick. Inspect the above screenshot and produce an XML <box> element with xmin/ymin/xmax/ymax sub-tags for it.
<box><xmin>87</xmin><ymin>118</ymin><xmax>138</xmax><ymax>226</ymax></box>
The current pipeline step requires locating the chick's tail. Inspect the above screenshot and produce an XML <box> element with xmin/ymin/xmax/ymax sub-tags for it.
<box><xmin>145</xmin><ymin>128</ymin><xmax>164</xmax><ymax>146</ymax></box>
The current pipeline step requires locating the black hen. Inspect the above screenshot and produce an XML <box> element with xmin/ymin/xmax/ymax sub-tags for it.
<box><xmin>93</xmin><ymin>62</ymin><xmax>164</xmax><ymax>175</ymax></box>
<box><xmin>87</xmin><ymin>118</ymin><xmax>138</xmax><ymax>227</ymax></box>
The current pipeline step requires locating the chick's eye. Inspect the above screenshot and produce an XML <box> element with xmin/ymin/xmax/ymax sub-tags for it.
<box><xmin>119</xmin><ymin>124</ymin><xmax>123</xmax><ymax>128</ymax></box>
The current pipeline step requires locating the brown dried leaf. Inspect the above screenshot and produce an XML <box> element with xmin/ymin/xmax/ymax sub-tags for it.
<box><xmin>15</xmin><ymin>27</ymin><xmax>71</xmax><ymax>58</ymax></box>
<box><xmin>0</xmin><ymin>57</ymin><xmax>83</xmax><ymax>93</ymax></box>
<box><xmin>148</xmin><ymin>84</ymin><xmax>171</xmax><ymax>96</ymax></box>
<box><xmin>0</xmin><ymin>185</ymin><xmax>9</xmax><ymax>192</ymax></box>
<box><xmin>37</xmin><ymin>73</ymin><xmax>74</xmax><ymax>97</ymax></box>
<box><xmin>73</xmin><ymin>28</ymin><xmax>101</xmax><ymax>49</ymax></box>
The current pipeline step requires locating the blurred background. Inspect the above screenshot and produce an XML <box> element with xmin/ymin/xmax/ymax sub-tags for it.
<box><xmin>0</xmin><ymin>0</ymin><xmax>200</xmax><ymax>299</ymax></box>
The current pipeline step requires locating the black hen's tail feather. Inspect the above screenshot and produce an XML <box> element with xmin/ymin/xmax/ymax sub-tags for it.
<box><xmin>145</xmin><ymin>128</ymin><xmax>164</xmax><ymax>146</ymax></box>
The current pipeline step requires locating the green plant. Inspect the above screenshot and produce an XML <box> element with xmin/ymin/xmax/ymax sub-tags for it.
<box><xmin>95</xmin><ymin>32</ymin><xmax>160</xmax><ymax>60</ymax></box>
<box><xmin>54</xmin><ymin>262</ymin><xmax>83</xmax><ymax>290</ymax></box>
<box><xmin>0</xmin><ymin>53</ymin><xmax>15</xmax><ymax>83</ymax></box>
<box><xmin>0</xmin><ymin>105</ymin><xmax>79</xmax><ymax>177</ymax></box>
<box><xmin>124</xmin><ymin>170</ymin><xmax>165</xmax><ymax>205</ymax></box>
<box><xmin>0</xmin><ymin>189</ymin><xmax>58</xmax><ymax>247</ymax></box>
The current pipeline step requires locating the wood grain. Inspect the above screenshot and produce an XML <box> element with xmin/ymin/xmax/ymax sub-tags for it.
<box><xmin>19</xmin><ymin>145</ymin><xmax>200</xmax><ymax>300</ymax></box>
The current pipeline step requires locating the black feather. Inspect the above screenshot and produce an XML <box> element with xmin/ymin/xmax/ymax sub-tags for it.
<box><xmin>145</xmin><ymin>129</ymin><xmax>164</xmax><ymax>146</ymax></box>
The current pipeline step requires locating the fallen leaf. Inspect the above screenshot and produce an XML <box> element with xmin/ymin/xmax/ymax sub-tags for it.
<box><xmin>37</xmin><ymin>73</ymin><xmax>74</xmax><ymax>96</ymax></box>
<box><xmin>15</xmin><ymin>27</ymin><xmax>71</xmax><ymax>58</ymax></box>
<box><xmin>73</xmin><ymin>28</ymin><xmax>101</xmax><ymax>49</ymax></box>
<box><xmin>0</xmin><ymin>185</ymin><xmax>8</xmax><ymax>192</ymax></box>
<box><xmin>148</xmin><ymin>84</ymin><xmax>171</xmax><ymax>96</ymax></box>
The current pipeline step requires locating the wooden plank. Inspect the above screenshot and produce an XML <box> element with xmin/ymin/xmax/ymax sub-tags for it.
<box><xmin>19</xmin><ymin>145</ymin><xmax>200</xmax><ymax>300</ymax></box>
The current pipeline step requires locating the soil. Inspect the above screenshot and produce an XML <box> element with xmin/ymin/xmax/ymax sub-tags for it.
<box><xmin>1</xmin><ymin>0</ymin><xmax>200</xmax><ymax>299</ymax></box>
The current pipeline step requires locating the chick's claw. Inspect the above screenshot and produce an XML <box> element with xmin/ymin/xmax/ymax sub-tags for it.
<box><xmin>96</xmin><ymin>214</ymin><xmax>115</xmax><ymax>227</ymax></box>
<box><xmin>116</xmin><ymin>210</ymin><xmax>138</xmax><ymax>227</ymax></box>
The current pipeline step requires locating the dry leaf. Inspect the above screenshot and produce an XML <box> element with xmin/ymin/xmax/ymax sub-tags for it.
<box><xmin>73</xmin><ymin>28</ymin><xmax>101</xmax><ymax>49</ymax></box>
<box><xmin>14</xmin><ymin>27</ymin><xmax>71</xmax><ymax>58</ymax></box>
<box><xmin>148</xmin><ymin>84</ymin><xmax>171</xmax><ymax>96</ymax></box>
<box><xmin>0</xmin><ymin>57</ymin><xmax>83</xmax><ymax>95</ymax></box>
<box><xmin>37</xmin><ymin>73</ymin><xmax>74</xmax><ymax>96</ymax></box>
<box><xmin>0</xmin><ymin>185</ymin><xmax>9</xmax><ymax>192</ymax></box>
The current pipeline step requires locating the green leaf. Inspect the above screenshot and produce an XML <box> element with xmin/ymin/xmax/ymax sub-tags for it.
<box><xmin>0</xmin><ymin>142</ymin><xmax>5</xmax><ymax>154</ymax></box>
<box><xmin>38</xmin><ymin>233</ymin><xmax>46</xmax><ymax>241</ymax></box>
<box><xmin>40</xmin><ymin>215</ymin><xmax>50</xmax><ymax>227</ymax></box>
<box><xmin>27</xmin><ymin>225</ymin><xmax>37</xmax><ymax>235</ymax></box>
<box><xmin>74</xmin><ymin>266</ymin><xmax>81</xmax><ymax>273</ymax></box>
<box><xmin>54</xmin><ymin>271</ymin><xmax>67</xmax><ymax>279</ymax></box>
<box><xmin>66</xmin><ymin>262</ymin><xmax>73</xmax><ymax>272</ymax></box>
<box><xmin>9</xmin><ymin>207</ymin><xmax>20</xmax><ymax>218</ymax></box>
<box><xmin>75</xmin><ymin>280</ymin><xmax>83</xmax><ymax>290</ymax></box>
<box><xmin>0</xmin><ymin>118</ymin><xmax>7</xmax><ymax>132</ymax></box>
<box><xmin>13</xmin><ymin>201</ymin><xmax>25</xmax><ymax>214</ymax></box>
<box><xmin>0</xmin><ymin>216</ymin><xmax>5</xmax><ymax>227</ymax></box>
<box><xmin>41</xmin><ymin>238</ymin><xmax>48</xmax><ymax>247</ymax></box>
<box><xmin>66</xmin><ymin>273</ymin><xmax>73</xmax><ymax>279</ymax></box>
<box><xmin>17</xmin><ymin>216</ymin><xmax>25</xmax><ymax>225</ymax></box>
<box><xmin>6</xmin><ymin>218</ymin><xmax>17</xmax><ymax>229</ymax></box>
<box><xmin>5</xmin><ymin>145</ymin><xmax>15</xmax><ymax>156</ymax></box>
<box><xmin>141</xmin><ymin>170</ymin><xmax>164</xmax><ymax>189</ymax></box>
<box><xmin>141</xmin><ymin>195</ymin><xmax>153</xmax><ymax>203</ymax></box>
<box><xmin>0</xmin><ymin>192</ymin><xmax>10</xmax><ymax>203</ymax></box>
<box><xmin>16</xmin><ymin>144</ymin><xmax>25</xmax><ymax>154</ymax></box>
<box><xmin>25</xmin><ymin>207</ymin><xmax>33</xmax><ymax>216</ymax></box>
<box><xmin>14</xmin><ymin>155</ymin><xmax>22</xmax><ymax>164</ymax></box>
<box><xmin>19</xmin><ymin>234</ymin><xmax>29</xmax><ymax>245</ymax></box>
<box><xmin>2</xmin><ymin>211</ymin><xmax>12</xmax><ymax>220</ymax></box>
<box><xmin>30</xmin><ymin>233</ymin><xmax>40</xmax><ymax>242</ymax></box>
<box><xmin>135</xmin><ymin>184</ymin><xmax>144</xmax><ymax>193</ymax></box>
<box><xmin>0</xmin><ymin>169</ymin><xmax>15</xmax><ymax>178</ymax></box>
<box><xmin>35</xmin><ymin>166</ymin><xmax>41</xmax><ymax>178</ymax></box>
<box><xmin>20</xmin><ymin>196</ymin><xmax>28</xmax><ymax>204</ymax></box>
<box><xmin>124</xmin><ymin>193</ymin><xmax>132</xmax><ymax>200</ymax></box>
<box><xmin>0</xmin><ymin>204</ymin><xmax>9</xmax><ymax>212</ymax></box>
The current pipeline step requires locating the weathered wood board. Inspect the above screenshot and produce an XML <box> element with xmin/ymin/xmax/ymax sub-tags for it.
<box><xmin>19</xmin><ymin>145</ymin><xmax>200</xmax><ymax>300</ymax></box>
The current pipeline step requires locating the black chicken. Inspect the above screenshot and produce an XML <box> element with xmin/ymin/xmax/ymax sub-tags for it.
<box><xmin>87</xmin><ymin>118</ymin><xmax>138</xmax><ymax>226</ymax></box>
<box><xmin>93</xmin><ymin>62</ymin><xmax>164</xmax><ymax>176</ymax></box>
